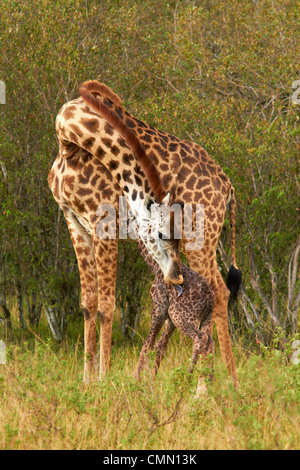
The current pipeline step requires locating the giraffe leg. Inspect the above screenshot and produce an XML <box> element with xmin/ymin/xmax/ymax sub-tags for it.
<box><xmin>184</xmin><ymin>250</ymin><xmax>238</xmax><ymax>387</ymax></box>
<box><xmin>194</xmin><ymin>332</ymin><xmax>215</xmax><ymax>397</ymax></box>
<box><xmin>64</xmin><ymin>217</ymin><xmax>98</xmax><ymax>383</ymax></box>
<box><xmin>91</xmin><ymin>232</ymin><xmax>118</xmax><ymax>378</ymax></box>
<box><xmin>172</xmin><ymin>323</ymin><xmax>210</xmax><ymax>375</ymax></box>
<box><xmin>182</xmin><ymin>324</ymin><xmax>213</xmax><ymax>397</ymax></box>
<box><xmin>199</xmin><ymin>315</ymin><xmax>215</xmax><ymax>380</ymax></box>
<box><xmin>213</xmin><ymin>269</ymin><xmax>239</xmax><ymax>387</ymax></box>
<box><xmin>153</xmin><ymin>318</ymin><xmax>176</xmax><ymax>374</ymax></box>
<box><xmin>136</xmin><ymin>310</ymin><xmax>166</xmax><ymax>379</ymax></box>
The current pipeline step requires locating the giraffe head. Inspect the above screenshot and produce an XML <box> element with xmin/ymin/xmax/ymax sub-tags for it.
<box><xmin>132</xmin><ymin>193</ymin><xmax>183</xmax><ymax>286</ymax></box>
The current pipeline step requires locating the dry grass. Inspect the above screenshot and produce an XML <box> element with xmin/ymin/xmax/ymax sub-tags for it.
<box><xmin>0</xmin><ymin>324</ymin><xmax>299</xmax><ymax>450</ymax></box>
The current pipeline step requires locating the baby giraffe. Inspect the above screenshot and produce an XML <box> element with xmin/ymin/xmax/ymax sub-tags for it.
<box><xmin>136</xmin><ymin>238</ymin><xmax>215</xmax><ymax>394</ymax></box>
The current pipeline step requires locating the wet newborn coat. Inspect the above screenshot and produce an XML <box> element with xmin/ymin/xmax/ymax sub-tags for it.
<box><xmin>136</xmin><ymin>238</ymin><xmax>215</xmax><ymax>378</ymax></box>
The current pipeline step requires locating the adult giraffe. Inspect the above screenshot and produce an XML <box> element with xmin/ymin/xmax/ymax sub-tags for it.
<box><xmin>48</xmin><ymin>80</ymin><xmax>241</xmax><ymax>386</ymax></box>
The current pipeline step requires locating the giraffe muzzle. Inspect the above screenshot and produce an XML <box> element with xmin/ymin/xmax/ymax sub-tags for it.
<box><xmin>164</xmin><ymin>273</ymin><xmax>183</xmax><ymax>286</ymax></box>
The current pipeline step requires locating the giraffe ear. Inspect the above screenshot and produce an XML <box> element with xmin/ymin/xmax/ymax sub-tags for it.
<box><xmin>162</xmin><ymin>192</ymin><xmax>170</xmax><ymax>205</ymax></box>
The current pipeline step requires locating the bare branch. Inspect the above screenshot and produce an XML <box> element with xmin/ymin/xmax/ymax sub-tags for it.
<box><xmin>248</xmin><ymin>246</ymin><xmax>281</xmax><ymax>328</ymax></box>
<box><xmin>0</xmin><ymin>160</ymin><xmax>7</xmax><ymax>180</ymax></box>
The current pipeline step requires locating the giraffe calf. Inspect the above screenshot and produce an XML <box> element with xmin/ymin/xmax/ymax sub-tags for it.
<box><xmin>136</xmin><ymin>239</ymin><xmax>215</xmax><ymax>391</ymax></box>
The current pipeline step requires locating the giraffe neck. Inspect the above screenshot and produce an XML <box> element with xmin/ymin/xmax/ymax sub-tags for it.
<box><xmin>137</xmin><ymin>238</ymin><xmax>161</xmax><ymax>275</ymax></box>
<box><xmin>56</xmin><ymin>86</ymin><xmax>184</xmax><ymax>286</ymax></box>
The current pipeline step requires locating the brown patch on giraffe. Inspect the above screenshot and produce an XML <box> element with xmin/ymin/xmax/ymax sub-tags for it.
<box><xmin>122</xmin><ymin>170</ymin><xmax>134</xmax><ymax>185</ymax></box>
<box><xmin>134</xmin><ymin>164</ymin><xmax>144</xmax><ymax>176</ymax></box>
<box><xmin>85</xmin><ymin>198</ymin><xmax>99</xmax><ymax>212</ymax></box>
<box><xmin>186</xmin><ymin>175</ymin><xmax>197</xmax><ymax>190</ymax></box>
<box><xmin>148</xmin><ymin>151</ymin><xmax>159</xmax><ymax>166</ymax></box>
<box><xmin>96</xmin><ymin>146</ymin><xmax>106</xmax><ymax>158</ymax></box>
<box><xmin>104</xmin><ymin>122</ymin><xmax>114</xmax><ymax>136</ymax></box>
<box><xmin>77</xmin><ymin>187</ymin><xmax>93</xmax><ymax>197</ymax></box>
<box><xmin>69</xmin><ymin>132</ymin><xmax>79</xmax><ymax>145</ymax></box>
<box><xmin>117</xmin><ymin>136</ymin><xmax>128</xmax><ymax>148</ymax></box>
<box><xmin>82</xmin><ymin>137</ymin><xmax>96</xmax><ymax>149</ymax></box>
<box><xmin>192</xmin><ymin>147</ymin><xmax>200</xmax><ymax>158</ymax></box>
<box><xmin>162</xmin><ymin>174</ymin><xmax>172</xmax><ymax>189</ymax></box>
<box><xmin>196</xmin><ymin>178</ymin><xmax>210</xmax><ymax>190</ymax></box>
<box><xmin>142</xmin><ymin>134</ymin><xmax>152</xmax><ymax>143</ymax></box>
<box><xmin>182</xmin><ymin>191</ymin><xmax>193</xmax><ymax>202</ymax></box>
<box><xmin>109</xmin><ymin>160</ymin><xmax>119</xmax><ymax>171</ymax></box>
<box><xmin>62</xmin><ymin>106</ymin><xmax>76</xmax><ymax>120</ymax></box>
<box><xmin>203</xmin><ymin>187</ymin><xmax>213</xmax><ymax>200</ymax></box>
<box><xmin>90</xmin><ymin>174</ymin><xmax>99</xmax><ymax>186</ymax></box>
<box><xmin>72</xmin><ymin>196</ymin><xmax>86</xmax><ymax>213</ymax></box>
<box><xmin>212</xmin><ymin>177</ymin><xmax>222</xmax><ymax>191</ymax></box>
<box><xmin>78</xmin><ymin>165</ymin><xmax>94</xmax><ymax>185</ymax></box>
<box><xmin>102</xmin><ymin>137</ymin><xmax>112</xmax><ymax>148</ymax></box>
<box><xmin>153</xmin><ymin>144</ymin><xmax>167</xmax><ymax>161</ymax></box>
<box><xmin>134</xmin><ymin>175</ymin><xmax>143</xmax><ymax>187</ymax></box>
<box><xmin>212</xmin><ymin>194</ymin><xmax>222</xmax><ymax>207</ymax></box>
<box><xmin>64</xmin><ymin>175</ymin><xmax>75</xmax><ymax>191</ymax></box>
<box><xmin>169</xmin><ymin>142</ymin><xmax>178</xmax><ymax>152</ymax></box>
<box><xmin>111</xmin><ymin>145</ymin><xmax>120</xmax><ymax>156</ymax></box>
<box><xmin>122</xmin><ymin>153</ymin><xmax>134</xmax><ymax>166</ymax></box>
<box><xmin>81</xmin><ymin>117</ymin><xmax>99</xmax><ymax>133</ymax></box>
<box><xmin>70</xmin><ymin>123</ymin><xmax>84</xmax><ymax>138</ymax></box>
<box><xmin>160</xmin><ymin>163</ymin><xmax>169</xmax><ymax>172</ymax></box>
<box><xmin>125</xmin><ymin>117</ymin><xmax>136</xmax><ymax>129</ymax></box>
<box><xmin>178</xmin><ymin>166</ymin><xmax>190</xmax><ymax>183</ymax></box>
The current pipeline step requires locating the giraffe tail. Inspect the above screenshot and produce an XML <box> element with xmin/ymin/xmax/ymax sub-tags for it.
<box><xmin>226</xmin><ymin>186</ymin><xmax>242</xmax><ymax>303</ymax></box>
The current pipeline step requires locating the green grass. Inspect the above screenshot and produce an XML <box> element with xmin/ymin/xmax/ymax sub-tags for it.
<box><xmin>0</xmin><ymin>320</ymin><xmax>299</xmax><ymax>450</ymax></box>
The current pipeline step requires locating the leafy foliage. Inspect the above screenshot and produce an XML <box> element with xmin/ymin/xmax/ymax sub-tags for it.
<box><xmin>0</xmin><ymin>0</ymin><xmax>299</xmax><ymax>342</ymax></box>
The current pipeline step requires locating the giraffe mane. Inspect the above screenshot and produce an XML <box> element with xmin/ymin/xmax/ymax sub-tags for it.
<box><xmin>81</xmin><ymin>80</ymin><xmax>123</xmax><ymax>107</ymax></box>
<box><xmin>79</xmin><ymin>80</ymin><xmax>167</xmax><ymax>203</ymax></box>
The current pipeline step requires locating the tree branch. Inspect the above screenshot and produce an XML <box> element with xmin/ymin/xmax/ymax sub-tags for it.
<box><xmin>248</xmin><ymin>246</ymin><xmax>281</xmax><ymax>328</ymax></box>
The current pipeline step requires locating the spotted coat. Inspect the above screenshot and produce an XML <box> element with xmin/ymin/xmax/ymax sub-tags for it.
<box><xmin>136</xmin><ymin>238</ymin><xmax>215</xmax><ymax>379</ymax></box>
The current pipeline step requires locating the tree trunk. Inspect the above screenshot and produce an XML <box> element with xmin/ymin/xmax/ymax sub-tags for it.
<box><xmin>43</xmin><ymin>304</ymin><xmax>63</xmax><ymax>341</ymax></box>
<box><xmin>15</xmin><ymin>279</ymin><xmax>27</xmax><ymax>330</ymax></box>
<box><xmin>26</xmin><ymin>291</ymin><xmax>42</xmax><ymax>327</ymax></box>
<box><xmin>39</xmin><ymin>283</ymin><xmax>63</xmax><ymax>341</ymax></box>
<box><xmin>287</xmin><ymin>235</ymin><xmax>300</xmax><ymax>334</ymax></box>
<box><xmin>0</xmin><ymin>295</ymin><xmax>12</xmax><ymax>331</ymax></box>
